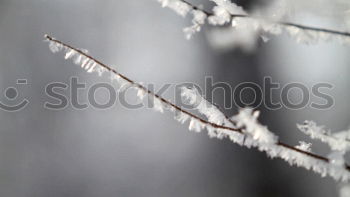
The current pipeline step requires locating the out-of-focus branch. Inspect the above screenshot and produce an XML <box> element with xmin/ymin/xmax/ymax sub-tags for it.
<box><xmin>180</xmin><ymin>0</ymin><xmax>350</xmax><ymax>37</ymax></box>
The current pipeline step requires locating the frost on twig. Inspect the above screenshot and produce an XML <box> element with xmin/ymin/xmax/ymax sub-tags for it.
<box><xmin>158</xmin><ymin>0</ymin><xmax>208</xmax><ymax>40</ymax></box>
<box><xmin>298</xmin><ymin>121</ymin><xmax>350</xmax><ymax>152</ymax></box>
<box><xmin>45</xmin><ymin>35</ymin><xmax>350</xmax><ymax>182</ymax></box>
<box><xmin>157</xmin><ymin>0</ymin><xmax>350</xmax><ymax>47</ymax></box>
<box><xmin>297</xmin><ymin>121</ymin><xmax>350</xmax><ymax>181</ymax></box>
<box><xmin>231</xmin><ymin>108</ymin><xmax>277</xmax><ymax>144</ymax></box>
<box><xmin>158</xmin><ymin>0</ymin><xmax>192</xmax><ymax>17</ymax></box>
<box><xmin>181</xmin><ymin>87</ymin><xmax>233</xmax><ymax>127</ymax></box>
<box><xmin>295</xmin><ymin>141</ymin><xmax>312</xmax><ymax>152</ymax></box>
<box><xmin>183</xmin><ymin>10</ymin><xmax>207</xmax><ymax>40</ymax></box>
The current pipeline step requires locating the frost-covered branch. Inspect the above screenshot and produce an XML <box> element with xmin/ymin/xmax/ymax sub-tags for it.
<box><xmin>298</xmin><ymin>121</ymin><xmax>350</xmax><ymax>168</ymax></box>
<box><xmin>298</xmin><ymin>121</ymin><xmax>350</xmax><ymax>152</ymax></box>
<box><xmin>45</xmin><ymin>34</ymin><xmax>350</xmax><ymax>182</ymax></box>
<box><xmin>158</xmin><ymin>0</ymin><xmax>350</xmax><ymax>45</ymax></box>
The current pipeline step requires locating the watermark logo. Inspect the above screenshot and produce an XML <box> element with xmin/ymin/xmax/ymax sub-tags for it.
<box><xmin>0</xmin><ymin>76</ymin><xmax>335</xmax><ymax>112</ymax></box>
<box><xmin>0</xmin><ymin>79</ymin><xmax>29</xmax><ymax>112</ymax></box>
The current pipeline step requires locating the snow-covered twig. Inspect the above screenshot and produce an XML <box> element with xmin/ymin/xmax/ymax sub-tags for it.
<box><xmin>45</xmin><ymin>34</ymin><xmax>350</xmax><ymax>182</ymax></box>
<box><xmin>158</xmin><ymin>0</ymin><xmax>350</xmax><ymax>45</ymax></box>
<box><xmin>298</xmin><ymin>121</ymin><xmax>350</xmax><ymax>152</ymax></box>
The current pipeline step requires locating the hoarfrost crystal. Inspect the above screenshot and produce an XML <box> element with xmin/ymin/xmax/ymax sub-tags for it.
<box><xmin>298</xmin><ymin>121</ymin><xmax>350</xmax><ymax>151</ymax></box>
<box><xmin>46</xmin><ymin>35</ymin><xmax>350</xmax><ymax>183</ymax></box>
<box><xmin>175</xmin><ymin>112</ymin><xmax>190</xmax><ymax>124</ymax></box>
<box><xmin>153</xmin><ymin>98</ymin><xmax>165</xmax><ymax>113</ymax></box>
<box><xmin>295</xmin><ymin>141</ymin><xmax>312</xmax><ymax>152</ymax></box>
<box><xmin>158</xmin><ymin>0</ymin><xmax>192</xmax><ymax>17</ymax></box>
<box><xmin>189</xmin><ymin>118</ymin><xmax>204</xmax><ymax>133</ymax></box>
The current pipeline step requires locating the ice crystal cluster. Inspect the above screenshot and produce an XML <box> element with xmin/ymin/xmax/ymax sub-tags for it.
<box><xmin>47</xmin><ymin>38</ymin><xmax>108</xmax><ymax>76</ymax></box>
<box><xmin>158</xmin><ymin>0</ymin><xmax>208</xmax><ymax>40</ymax></box>
<box><xmin>295</xmin><ymin>141</ymin><xmax>312</xmax><ymax>152</ymax></box>
<box><xmin>298</xmin><ymin>121</ymin><xmax>350</xmax><ymax>168</ymax></box>
<box><xmin>298</xmin><ymin>121</ymin><xmax>350</xmax><ymax>152</ymax></box>
<box><xmin>157</xmin><ymin>0</ymin><xmax>350</xmax><ymax>48</ymax></box>
<box><xmin>45</xmin><ymin>35</ymin><xmax>350</xmax><ymax>187</ymax></box>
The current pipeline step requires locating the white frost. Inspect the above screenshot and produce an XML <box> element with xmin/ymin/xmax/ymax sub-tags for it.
<box><xmin>46</xmin><ymin>36</ymin><xmax>350</xmax><ymax>182</ymax></box>
<box><xmin>298</xmin><ymin>121</ymin><xmax>350</xmax><ymax>151</ymax></box>
<box><xmin>157</xmin><ymin>0</ymin><xmax>192</xmax><ymax>17</ymax></box>
<box><xmin>295</xmin><ymin>141</ymin><xmax>312</xmax><ymax>152</ymax></box>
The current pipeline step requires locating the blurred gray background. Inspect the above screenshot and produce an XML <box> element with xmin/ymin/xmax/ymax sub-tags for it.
<box><xmin>0</xmin><ymin>0</ymin><xmax>349</xmax><ymax>196</ymax></box>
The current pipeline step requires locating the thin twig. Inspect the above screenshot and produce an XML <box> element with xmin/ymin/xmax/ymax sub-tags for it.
<box><xmin>182</xmin><ymin>0</ymin><xmax>350</xmax><ymax>38</ymax></box>
<box><xmin>45</xmin><ymin>34</ymin><xmax>350</xmax><ymax>172</ymax></box>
